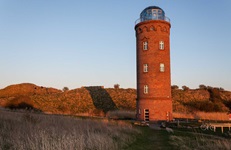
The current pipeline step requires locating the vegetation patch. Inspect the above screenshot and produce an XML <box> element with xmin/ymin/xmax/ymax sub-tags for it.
<box><xmin>106</xmin><ymin>110</ymin><xmax>136</xmax><ymax>120</ymax></box>
<box><xmin>0</xmin><ymin>109</ymin><xmax>140</xmax><ymax>150</ymax></box>
<box><xmin>169</xmin><ymin>129</ymin><xmax>231</xmax><ymax>150</ymax></box>
<box><xmin>1</xmin><ymin>83</ymin><xmax>231</xmax><ymax>119</ymax></box>
<box><xmin>125</xmin><ymin>127</ymin><xmax>173</xmax><ymax>150</ymax></box>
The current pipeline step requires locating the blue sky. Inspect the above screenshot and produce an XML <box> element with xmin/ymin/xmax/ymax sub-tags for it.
<box><xmin>0</xmin><ymin>0</ymin><xmax>231</xmax><ymax>90</ymax></box>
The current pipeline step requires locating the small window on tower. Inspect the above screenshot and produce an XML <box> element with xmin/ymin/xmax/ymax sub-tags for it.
<box><xmin>143</xmin><ymin>64</ymin><xmax>148</xmax><ymax>72</ymax></box>
<box><xmin>143</xmin><ymin>41</ymin><xmax>148</xmax><ymax>50</ymax></box>
<box><xmin>144</xmin><ymin>85</ymin><xmax>149</xmax><ymax>94</ymax></box>
<box><xmin>160</xmin><ymin>63</ymin><xmax>165</xmax><ymax>72</ymax></box>
<box><xmin>159</xmin><ymin>41</ymin><xmax>164</xmax><ymax>50</ymax></box>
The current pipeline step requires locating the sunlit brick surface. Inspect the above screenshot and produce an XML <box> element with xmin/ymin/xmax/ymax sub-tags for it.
<box><xmin>135</xmin><ymin>20</ymin><xmax>172</xmax><ymax>121</ymax></box>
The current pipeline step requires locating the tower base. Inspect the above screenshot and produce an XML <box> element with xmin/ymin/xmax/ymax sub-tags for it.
<box><xmin>137</xmin><ymin>99</ymin><xmax>172</xmax><ymax>122</ymax></box>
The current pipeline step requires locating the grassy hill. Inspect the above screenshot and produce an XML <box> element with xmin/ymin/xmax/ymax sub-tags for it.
<box><xmin>0</xmin><ymin>83</ymin><xmax>136</xmax><ymax>116</ymax></box>
<box><xmin>0</xmin><ymin>83</ymin><xmax>231</xmax><ymax>116</ymax></box>
<box><xmin>172</xmin><ymin>86</ymin><xmax>231</xmax><ymax>113</ymax></box>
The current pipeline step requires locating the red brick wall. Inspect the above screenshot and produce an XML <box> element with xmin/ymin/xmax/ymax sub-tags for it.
<box><xmin>137</xmin><ymin>99</ymin><xmax>172</xmax><ymax>121</ymax></box>
<box><xmin>135</xmin><ymin>20</ymin><xmax>172</xmax><ymax>121</ymax></box>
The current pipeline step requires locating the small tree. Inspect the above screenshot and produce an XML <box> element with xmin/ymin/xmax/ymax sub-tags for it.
<box><xmin>63</xmin><ymin>87</ymin><xmax>69</xmax><ymax>92</ymax></box>
<box><xmin>171</xmin><ymin>85</ymin><xmax>179</xmax><ymax>90</ymax></box>
<box><xmin>114</xmin><ymin>84</ymin><xmax>120</xmax><ymax>89</ymax></box>
<box><xmin>182</xmin><ymin>85</ymin><xmax>190</xmax><ymax>91</ymax></box>
<box><xmin>207</xmin><ymin>86</ymin><xmax>213</xmax><ymax>90</ymax></box>
<box><xmin>219</xmin><ymin>87</ymin><xmax>225</xmax><ymax>91</ymax></box>
<box><xmin>199</xmin><ymin>84</ymin><xmax>207</xmax><ymax>90</ymax></box>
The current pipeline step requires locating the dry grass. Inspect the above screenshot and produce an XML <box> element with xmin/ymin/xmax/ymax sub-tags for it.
<box><xmin>173</xmin><ymin>111</ymin><xmax>230</xmax><ymax>121</ymax></box>
<box><xmin>0</xmin><ymin>109</ymin><xmax>140</xmax><ymax>150</ymax></box>
<box><xmin>170</xmin><ymin>133</ymin><xmax>231</xmax><ymax>150</ymax></box>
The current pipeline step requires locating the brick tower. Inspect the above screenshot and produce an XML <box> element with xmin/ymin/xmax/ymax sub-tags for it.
<box><xmin>135</xmin><ymin>6</ymin><xmax>172</xmax><ymax>122</ymax></box>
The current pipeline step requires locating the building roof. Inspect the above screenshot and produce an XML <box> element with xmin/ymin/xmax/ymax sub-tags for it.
<box><xmin>141</xmin><ymin>6</ymin><xmax>164</xmax><ymax>14</ymax></box>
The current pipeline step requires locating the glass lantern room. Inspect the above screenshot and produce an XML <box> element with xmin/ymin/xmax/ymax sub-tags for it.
<box><xmin>135</xmin><ymin>6</ymin><xmax>170</xmax><ymax>24</ymax></box>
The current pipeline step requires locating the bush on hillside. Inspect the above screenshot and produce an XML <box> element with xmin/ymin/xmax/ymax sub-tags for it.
<box><xmin>62</xmin><ymin>87</ymin><xmax>69</xmax><ymax>92</ymax></box>
<box><xmin>106</xmin><ymin>110</ymin><xmax>136</xmax><ymax>120</ymax></box>
<box><xmin>208</xmin><ymin>88</ymin><xmax>222</xmax><ymax>103</ymax></box>
<box><xmin>5</xmin><ymin>96</ymin><xmax>38</xmax><ymax>111</ymax></box>
<box><xmin>224</xmin><ymin>100</ymin><xmax>231</xmax><ymax>111</ymax></box>
<box><xmin>182</xmin><ymin>86</ymin><xmax>190</xmax><ymax>91</ymax></box>
<box><xmin>199</xmin><ymin>84</ymin><xmax>207</xmax><ymax>90</ymax></box>
<box><xmin>183</xmin><ymin>100</ymin><xmax>228</xmax><ymax>112</ymax></box>
<box><xmin>171</xmin><ymin>85</ymin><xmax>179</xmax><ymax>90</ymax></box>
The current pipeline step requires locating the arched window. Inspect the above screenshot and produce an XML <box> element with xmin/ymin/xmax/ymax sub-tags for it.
<box><xmin>143</xmin><ymin>41</ymin><xmax>148</xmax><ymax>50</ymax></box>
<box><xmin>143</xmin><ymin>64</ymin><xmax>148</xmax><ymax>72</ymax></box>
<box><xmin>160</xmin><ymin>63</ymin><xmax>165</xmax><ymax>72</ymax></box>
<box><xmin>144</xmin><ymin>85</ymin><xmax>149</xmax><ymax>94</ymax></box>
<box><xmin>159</xmin><ymin>41</ymin><xmax>164</xmax><ymax>50</ymax></box>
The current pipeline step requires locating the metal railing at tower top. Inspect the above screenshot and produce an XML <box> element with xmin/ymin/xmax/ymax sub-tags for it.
<box><xmin>135</xmin><ymin>16</ymin><xmax>170</xmax><ymax>25</ymax></box>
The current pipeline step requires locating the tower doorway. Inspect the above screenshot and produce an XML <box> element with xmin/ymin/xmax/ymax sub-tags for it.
<box><xmin>144</xmin><ymin>109</ymin><xmax>149</xmax><ymax>122</ymax></box>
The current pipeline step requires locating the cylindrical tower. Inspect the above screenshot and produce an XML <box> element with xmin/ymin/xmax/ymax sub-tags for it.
<box><xmin>135</xmin><ymin>6</ymin><xmax>172</xmax><ymax>122</ymax></box>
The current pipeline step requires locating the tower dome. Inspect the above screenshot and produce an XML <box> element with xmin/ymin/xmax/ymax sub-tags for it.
<box><xmin>138</xmin><ymin>6</ymin><xmax>169</xmax><ymax>23</ymax></box>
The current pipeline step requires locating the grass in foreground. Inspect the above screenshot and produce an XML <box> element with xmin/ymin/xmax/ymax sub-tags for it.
<box><xmin>0</xmin><ymin>109</ymin><xmax>140</xmax><ymax>150</ymax></box>
<box><xmin>126</xmin><ymin>125</ymin><xmax>231</xmax><ymax>150</ymax></box>
<box><xmin>125</xmin><ymin>127</ymin><xmax>174</xmax><ymax>150</ymax></box>
<box><xmin>2</xmin><ymin>108</ymin><xmax>231</xmax><ymax>150</ymax></box>
<box><xmin>169</xmin><ymin>129</ymin><xmax>231</xmax><ymax>150</ymax></box>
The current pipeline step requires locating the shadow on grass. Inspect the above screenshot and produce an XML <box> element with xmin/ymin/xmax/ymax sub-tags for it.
<box><xmin>85</xmin><ymin>87</ymin><xmax>117</xmax><ymax>114</ymax></box>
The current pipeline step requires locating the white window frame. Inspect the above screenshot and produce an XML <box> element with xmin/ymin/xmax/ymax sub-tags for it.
<box><xmin>143</xmin><ymin>41</ymin><xmax>148</xmax><ymax>50</ymax></box>
<box><xmin>143</xmin><ymin>64</ymin><xmax>148</xmax><ymax>72</ymax></box>
<box><xmin>144</xmin><ymin>85</ymin><xmax>148</xmax><ymax>94</ymax></box>
<box><xmin>160</xmin><ymin>63</ymin><xmax>165</xmax><ymax>72</ymax></box>
<box><xmin>159</xmin><ymin>41</ymin><xmax>164</xmax><ymax>50</ymax></box>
